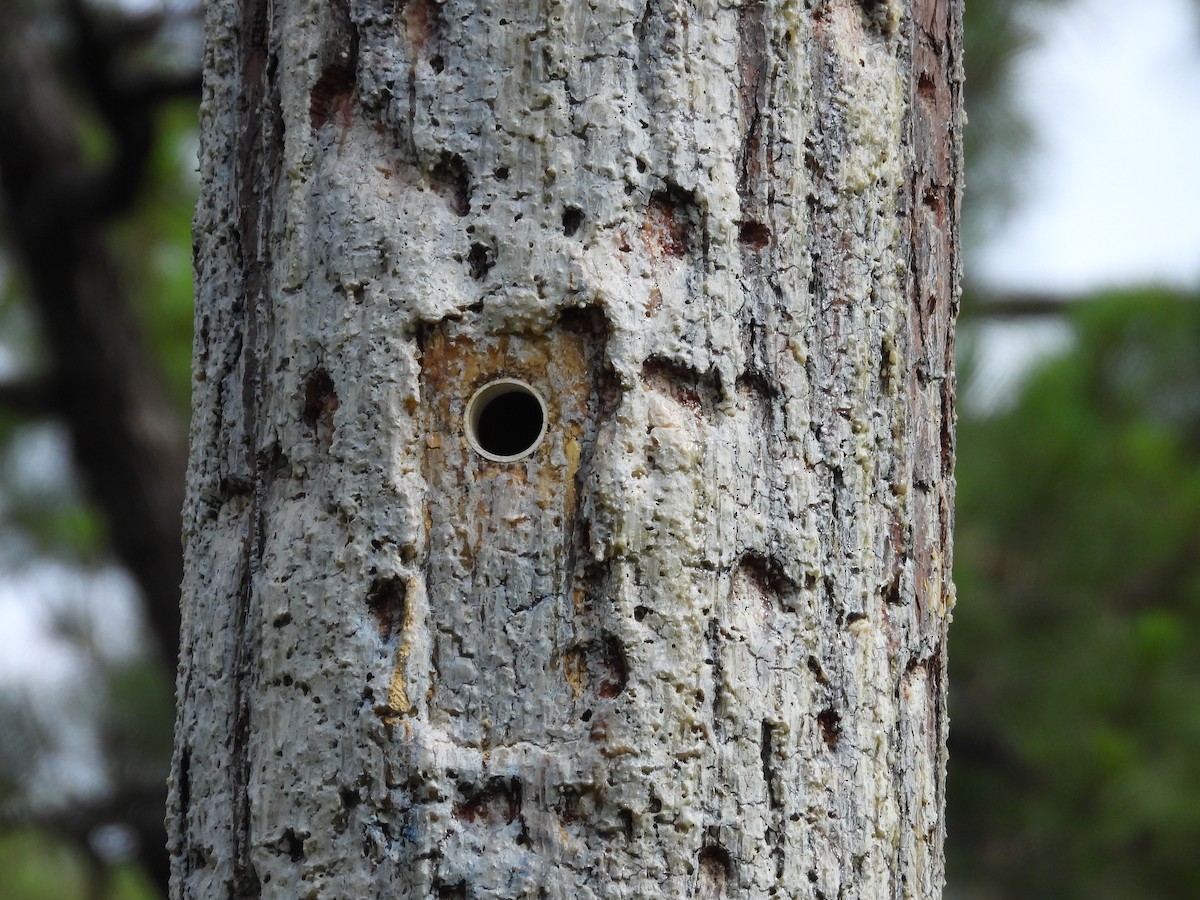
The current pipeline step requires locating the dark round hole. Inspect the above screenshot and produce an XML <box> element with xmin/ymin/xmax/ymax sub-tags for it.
<box><xmin>562</xmin><ymin>206</ymin><xmax>584</xmax><ymax>237</ymax></box>
<box><xmin>477</xmin><ymin>392</ymin><xmax>542</xmax><ymax>456</ymax></box>
<box><xmin>465</xmin><ymin>379</ymin><xmax>547</xmax><ymax>461</ymax></box>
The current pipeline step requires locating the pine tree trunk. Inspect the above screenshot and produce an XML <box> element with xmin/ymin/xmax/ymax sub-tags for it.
<box><xmin>169</xmin><ymin>0</ymin><xmax>961</xmax><ymax>896</ymax></box>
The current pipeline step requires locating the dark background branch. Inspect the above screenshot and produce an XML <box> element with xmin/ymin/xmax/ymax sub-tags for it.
<box><xmin>0</xmin><ymin>376</ymin><xmax>56</xmax><ymax>417</ymax></box>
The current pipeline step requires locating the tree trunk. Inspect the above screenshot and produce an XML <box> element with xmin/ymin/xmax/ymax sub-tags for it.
<box><xmin>169</xmin><ymin>0</ymin><xmax>961</xmax><ymax>896</ymax></box>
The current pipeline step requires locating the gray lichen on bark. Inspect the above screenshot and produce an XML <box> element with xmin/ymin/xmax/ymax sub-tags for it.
<box><xmin>170</xmin><ymin>0</ymin><xmax>961</xmax><ymax>896</ymax></box>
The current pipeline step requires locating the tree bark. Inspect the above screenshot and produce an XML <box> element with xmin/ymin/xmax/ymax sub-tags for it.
<box><xmin>170</xmin><ymin>0</ymin><xmax>961</xmax><ymax>896</ymax></box>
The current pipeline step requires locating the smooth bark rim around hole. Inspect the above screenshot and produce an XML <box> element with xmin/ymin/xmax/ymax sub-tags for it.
<box><xmin>464</xmin><ymin>378</ymin><xmax>548</xmax><ymax>462</ymax></box>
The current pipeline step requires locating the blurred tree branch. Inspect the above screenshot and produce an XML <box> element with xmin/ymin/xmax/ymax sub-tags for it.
<box><xmin>0</xmin><ymin>375</ymin><xmax>56</xmax><ymax>416</ymax></box>
<box><xmin>964</xmin><ymin>291</ymin><xmax>1078</xmax><ymax>319</ymax></box>
<box><xmin>0</xmin><ymin>0</ymin><xmax>190</xmax><ymax>666</ymax></box>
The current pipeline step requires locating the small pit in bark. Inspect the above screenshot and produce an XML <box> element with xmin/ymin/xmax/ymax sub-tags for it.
<box><xmin>302</xmin><ymin>368</ymin><xmax>338</xmax><ymax>446</ymax></box>
<box><xmin>817</xmin><ymin>708</ymin><xmax>841</xmax><ymax>749</ymax></box>
<box><xmin>366</xmin><ymin>576</ymin><xmax>407</xmax><ymax>642</ymax></box>
<box><xmin>562</xmin><ymin>205</ymin><xmax>584</xmax><ymax>236</ymax></box>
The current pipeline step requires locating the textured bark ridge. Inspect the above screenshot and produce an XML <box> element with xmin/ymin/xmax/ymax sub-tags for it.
<box><xmin>170</xmin><ymin>0</ymin><xmax>961</xmax><ymax>896</ymax></box>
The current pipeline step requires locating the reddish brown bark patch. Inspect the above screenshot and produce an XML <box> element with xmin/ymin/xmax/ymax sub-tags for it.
<box><xmin>564</xmin><ymin>635</ymin><xmax>628</xmax><ymax>701</ymax></box>
<box><xmin>596</xmin><ymin>637</ymin><xmax>629</xmax><ymax>699</ymax></box>
<box><xmin>733</xmin><ymin>552</ymin><xmax>805</xmax><ymax>615</ymax></box>
<box><xmin>737</xmin><ymin>221</ymin><xmax>772</xmax><ymax>250</ymax></box>
<box><xmin>404</xmin><ymin>0</ymin><xmax>440</xmax><ymax>53</ymax></box>
<box><xmin>302</xmin><ymin>368</ymin><xmax>338</xmax><ymax>446</ymax></box>
<box><xmin>365</xmin><ymin>576</ymin><xmax>407</xmax><ymax>642</ymax></box>
<box><xmin>698</xmin><ymin>842</ymin><xmax>732</xmax><ymax>897</ymax></box>
<box><xmin>817</xmin><ymin>708</ymin><xmax>841</xmax><ymax>749</ymax></box>
<box><xmin>452</xmin><ymin>779</ymin><xmax>520</xmax><ymax>825</ymax></box>
<box><xmin>737</xmin><ymin>552</ymin><xmax>795</xmax><ymax>595</ymax></box>
<box><xmin>643</xmin><ymin>187</ymin><xmax>697</xmax><ymax>259</ymax></box>
<box><xmin>309</xmin><ymin>61</ymin><xmax>356</xmax><ymax>129</ymax></box>
<box><xmin>643</xmin><ymin>355</ymin><xmax>721</xmax><ymax>417</ymax></box>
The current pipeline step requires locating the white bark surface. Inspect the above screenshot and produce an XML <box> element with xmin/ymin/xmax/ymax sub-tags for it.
<box><xmin>170</xmin><ymin>0</ymin><xmax>961</xmax><ymax>896</ymax></box>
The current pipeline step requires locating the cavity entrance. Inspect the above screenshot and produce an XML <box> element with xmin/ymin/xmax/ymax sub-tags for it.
<box><xmin>464</xmin><ymin>379</ymin><xmax>547</xmax><ymax>462</ymax></box>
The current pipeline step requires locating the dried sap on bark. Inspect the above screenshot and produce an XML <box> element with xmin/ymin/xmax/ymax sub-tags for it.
<box><xmin>419</xmin><ymin>325</ymin><xmax>609</xmax><ymax>748</ymax></box>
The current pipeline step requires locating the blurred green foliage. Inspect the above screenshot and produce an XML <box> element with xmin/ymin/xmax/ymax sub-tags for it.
<box><xmin>108</xmin><ymin>100</ymin><xmax>201</xmax><ymax>412</ymax></box>
<box><xmin>102</xmin><ymin>657</ymin><xmax>176</xmax><ymax>786</ymax></box>
<box><xmin>949</xmin><ymin>289</ymin><xmax>1200</xmax><ymax>899</ymax></box>
<box><xmin>0</xmin><ymin>830</ymin><xmax>155</xmax><ymax>900</ymax></box>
